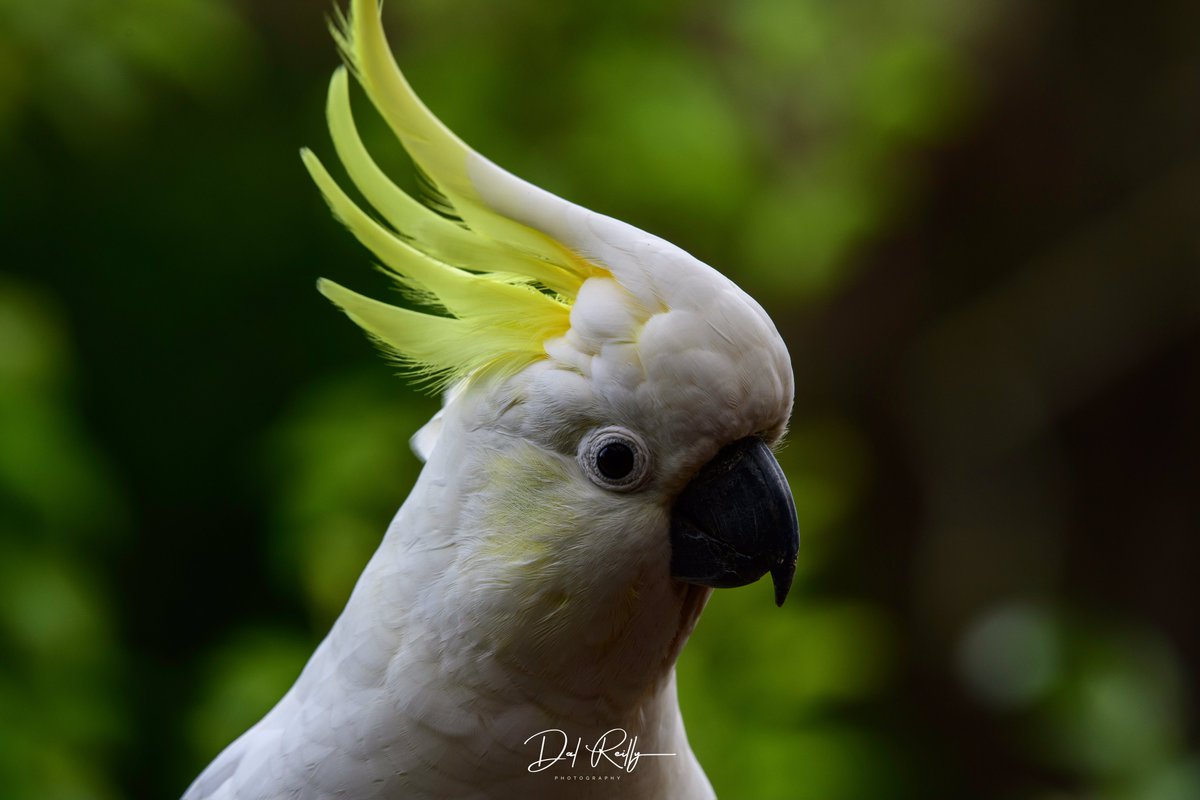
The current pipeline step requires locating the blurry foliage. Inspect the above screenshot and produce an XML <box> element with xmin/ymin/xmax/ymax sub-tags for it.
<box><xmin>0</xmin><ymin>0</ymin><xmax>251</xmax><ymax>149</ymax></box>
<box><xmin>356</xmin><ymin>0</ymin><xmax>990</xmax><ymax>302</ymax></box>
<box><xmin>726</xmin><ymin>0</ymin><xmax>982</xmax><ymax>298</ymax></box>
<box><xmin>680</xmin><ymin>594</ymin><xmax>895</xmax><ymax>799</ymax></box>
<box><xmin>959</xmin><ymin>603</ymin><xmax>1200</xmax><ymax>800</ymax></box>
<box><xmin>0</xmin><ymin>0</ymin><xmax>1197</xmax><ymax>798</ymax></box>
<box><xmin>0</xmin><ymin>282</ymin><xmax>127</xmax><ymax>800</ymax></box>
<box><xmin>775</xmin><ymin>417</ymin><xmax>871</xmax><ymax>578</ymax></box>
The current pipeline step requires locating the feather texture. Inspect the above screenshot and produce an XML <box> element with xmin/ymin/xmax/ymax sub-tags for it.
<box><xmin>304</xmin><ymin>0</ymin><xmax>610</xmax><ymax>388</ymax></box>
<box><xmin>184</xmin><ymin>2</ymin><xmax>796</xmax><ymax>798</ymax></box>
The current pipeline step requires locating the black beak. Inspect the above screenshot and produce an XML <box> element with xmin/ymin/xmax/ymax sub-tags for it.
<box><xmin>669</xmin><ymin>437</ymin><xmax>800</xmax><ymax>606</ymax></box>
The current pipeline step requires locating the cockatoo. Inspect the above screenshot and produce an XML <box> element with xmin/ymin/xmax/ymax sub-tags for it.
<box><xmin>185</xmin><ymin>1</ymin><xmax>798</xmax><ymax>797</ymax></box>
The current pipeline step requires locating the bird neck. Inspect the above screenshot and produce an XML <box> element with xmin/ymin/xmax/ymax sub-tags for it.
<box><xmin>486</xmin><ymin>570</ymin><xmax>711</xmax><ymax>727</ymax></box>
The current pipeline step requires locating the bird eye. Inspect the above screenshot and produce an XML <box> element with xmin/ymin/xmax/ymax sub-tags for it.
<box><xmin>579</xmin><ymin>427</ymin><xmax>651</xmax><ymax>492</ymax></box>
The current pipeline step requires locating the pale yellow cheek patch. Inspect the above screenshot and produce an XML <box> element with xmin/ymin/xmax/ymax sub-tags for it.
<box><xmin>477</xmin><ymin>446</ymin><xmax>582</xmax><ymax>573</ymax></box>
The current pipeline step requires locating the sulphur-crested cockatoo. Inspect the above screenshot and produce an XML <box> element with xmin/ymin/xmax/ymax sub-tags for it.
<box><xmin>185</xmin><ymin>1</ymin><xmax>797</xmax><ymax>797</ymax></box>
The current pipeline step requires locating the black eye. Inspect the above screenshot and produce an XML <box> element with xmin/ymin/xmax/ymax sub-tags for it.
<box><xmin>578</xmin><ymin>427</ymin><xmax>651</xmax><ymax>491</ymax></box>
<box><xmin>596</xmin><ymin>441</ymin><xmax>635</xmax><ymax>480</ymax></box>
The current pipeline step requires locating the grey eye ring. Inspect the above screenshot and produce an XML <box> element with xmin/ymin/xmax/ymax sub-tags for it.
<box><xmin>578</xmin><ymin>426</ymin><xmax>651</xmax><ymax>492</ymax></box>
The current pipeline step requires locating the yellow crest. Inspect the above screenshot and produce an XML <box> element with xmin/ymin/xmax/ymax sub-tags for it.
<box><xmin>303</xmin><ymin>0</ymin><xmax>604</xmax><ymax>388</ymax></box>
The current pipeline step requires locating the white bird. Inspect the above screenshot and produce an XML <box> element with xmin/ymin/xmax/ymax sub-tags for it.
<box><xmin>185</xmin><ymin>1</ymin><xmax>797</xmax><ymax>797</ymax></box>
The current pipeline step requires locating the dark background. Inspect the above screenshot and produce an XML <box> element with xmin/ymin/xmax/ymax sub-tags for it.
<box><xmin>0</xmin><ymin>0</ymin><xmax>1197</xmax><ymax>797</ymax></box>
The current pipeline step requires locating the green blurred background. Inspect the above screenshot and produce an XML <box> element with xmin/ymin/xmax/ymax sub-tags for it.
<box><xmin>1</xmin><ymin>0</ymin><xmax>1198</xmax><ymax>798</ymax></box>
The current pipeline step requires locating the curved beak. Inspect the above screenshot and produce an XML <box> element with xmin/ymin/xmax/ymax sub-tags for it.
<box><xmin>669</xmin><ymin>437</ymin><xmax>800</xmax><ymax>606</ymax></box>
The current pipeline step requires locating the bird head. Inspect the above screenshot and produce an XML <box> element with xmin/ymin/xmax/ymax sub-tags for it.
<box><xmin>303</xmin><ymin>0</ymin><xmax>798</xmax><ymax>685</ymax></box>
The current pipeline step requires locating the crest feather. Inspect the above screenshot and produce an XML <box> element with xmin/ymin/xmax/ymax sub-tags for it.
<box><xmin>306</xmin><ymin>0</ymin><xmax>602</xmax><ymax>388</ymax></box>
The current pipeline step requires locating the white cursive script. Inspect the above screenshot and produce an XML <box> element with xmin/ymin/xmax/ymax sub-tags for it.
<box><xmin>523</xmin><ymin>728</ymin><xmax>676</xmax><ymax>774</ymax></box>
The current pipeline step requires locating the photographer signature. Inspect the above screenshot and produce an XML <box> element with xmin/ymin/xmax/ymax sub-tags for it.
<box><xmin>523</xmin><ymin>728</ymin><xmax>676</xmax><ymax>773</ymax></box>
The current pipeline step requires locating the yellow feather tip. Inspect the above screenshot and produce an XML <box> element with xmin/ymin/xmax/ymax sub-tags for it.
<box><xmin>307</xmin><ymin>0</ymin><xmax>602</xmax><ymax>391</ymax></box>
